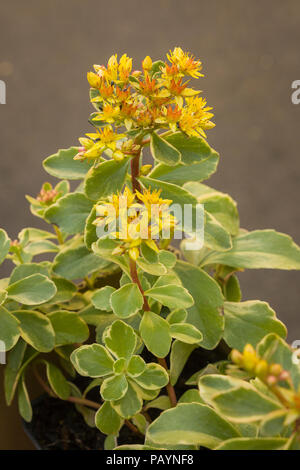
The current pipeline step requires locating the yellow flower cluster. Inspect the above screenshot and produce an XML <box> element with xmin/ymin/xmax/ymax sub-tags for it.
<box><xmin>93</xmin><ymin>187</ymin><xmax>177</xmax><ymax>260</ymax></box>
<box><xmin>231</xmin><ymin>344</ymin><xmax>290</xmax><ymax>386</ymax></box>
<box><xmin>75</xmin><ymin>48</ymin><xmax>215</xmax><ymax>162</ymax></box>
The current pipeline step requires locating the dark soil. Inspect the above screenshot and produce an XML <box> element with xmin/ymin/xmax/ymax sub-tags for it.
<box><xmin>24</xmin><ymin>343</ymin><xmax>229</xmax><ymax>450</ymax></box>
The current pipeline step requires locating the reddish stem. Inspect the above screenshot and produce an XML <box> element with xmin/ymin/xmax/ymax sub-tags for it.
<box><xmin>129</xmin><ymin>260</ymin><xmax>177</xmax><ymax>407</ymax></box>
<box><xmin>158</xmin><ymin>357</ymin><xmax>177</xmax><ymax>407</ymax></box>
<box><xmin>131</xmin><ymin>152</ymin><xmax>142</xmax><ymax>193</ymax></box>
<box><xmin>130</xmin><ymin>258</ymin><xmax>150</xmax><ymax>311</ymax></box>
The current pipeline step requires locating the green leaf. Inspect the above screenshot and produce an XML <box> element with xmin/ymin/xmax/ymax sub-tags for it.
<box><xmin>24</xmin><ymin>240</ymin><xmax>59</xmax><ymax>256</ymax></box>
<box><xmin>103</xmin><ymin>320</ymin><xmax>137</xmax><ymax>360</ymax></box>
<box><xmin>213</xmin><ymin>386</ymin><xmax>281</xmax><ymax>422</ymax></box>
<box><xmin>204</xmin><ymin>211</ymin><xmax>232</xmax><ymax>251</ymax></box>
<box><xmin>170</xmin><ymin>323</ymin><xmax>203</xmax><ymax>344</ymax></box>
<box><xmin>18</xmin><ymin>227</ymin><xmax>56</xmax><ymax>244</ymax></box>
<box><xmin>0</xmin><ymin>306</ymin><xmax>20</xmax><ymax>351</ymax></box>
<box><xmin>145</xmin><ymin>284</ymin><xmax>194</xmax><ymax>310</ymax></box>
<box><xmin>223</xmin><ymin>300</ymin><xmax>287</xmax><ymax>350</ymax></box>
<box><xmin>84</xmin><ymin>206</ymin><xmax>98</xmax><ymax>249</ymax></box>
<box><xmin>44</xmin><ymin>361</ymin><xmax>70</xmax><ymax>399</ymax></box>
<box><xmin>127</xmin><ymin>355</ymin><xmax>146</xmax><ymax>377</ymax></box>
<box><xmin>84</xmin><ymin>159</ymin><xmax>129</xmax><ymax>201</ymax></box>
<box><xmin>158</xmin><ymin>250</ymin><xmax>177</xmax><ymax>269</ymax></box>
<box><xmin>43</xmin><ymin>147</ymin><xmax>92</xmax><ymax>180</ymax></box>
<box><xmin>144</xmin><ymin>395</ymin><xmax>171</xmax><ymax>411</ymax></box>
<box><xmin>173</xmin><ymin>261</ymin><xmax>224</xmax><ymax>349</ymax></box>
<box><xmin>215</xmin><ymin>437</ymin><xmax>287</xmax><ymax>450</ymax></box>
<box><xmin>101</xmin><ymin>374</ymin><xmax>128</xmax><ymax>401</ymax></box>
<box><xmin>198</xmin><ymin>374</ymin><xmax>246</xmax><ymax>406</ymax></box>
<box><xmin>52</xmin><ymin>244</ymin><xmax>109</xmax><ymax>280</ymax></box>
<box><xmin>13</xmin><ymin>310</ymin><xmax>55</xmax><ymax>352</ymax></box>
<box><xmin>185</xmin><ymin>182</ymin><xmax>239</xmax><ymax>236</ymax></box>
<box><xmin>202</xmin><ymin>229</ymin><xmax>300</xmax><ymax>269</ymax></box>
<box><xmin>0</xmin><ymin>229</ymin><xmax>11</xmax><ymax>265</ymax></box>
<box><xmin>149</xmin><ymin>156</ymin><xmax>219</xmax><ymax>186</ymax></box>
<box><xmin>146</xmin><ymin>403</ymin><xmax>239</xmax><ymax>448</ymax></box>
<box><xmin>45</xmin><ymin>193</ymin><xmax>94</xmax><ymax>235</ymax></box>
<box><xmin>165</xmin><ymin>132</ymin><xmax>218</xmax><ymax>165</ymax></box>
<box><xmin>111</xmin><ymin>380</ymin><xmax>143</xmax><ymax>419</ymax></box>
<box><xmin>48</xmin><ymin>311</ymin><xmax>89</xmax><ymax>346</ymax></box>
<box><xmin>167</xmin><ymin>308</ymin><xmax>187</xmax><ymax>324</ymax></box>
<box><xmin>9</xmin><ymin>263</ymin><xmax>50</xmax><ymax>284</ymax></box>
<box><xmin>18</xmin><ymin>374</ymin><xmax>32</xmax><ymax>422</ymax></box>
<box><xmin>178</xmin><ymin>389</ymin><xmax>204</xmax><ymax>404</ymax></box>
<box><xmin>224</xmin><ymin>274</ymin><xmax>241</xmax><ymax>302</ymax></box>
<box><xmin>133</xmin><ymin>363</ymin><xmax>169</xmax><ymax>390</ymax></box>
<box><xmin>95</xmin><ymin>401</ymin><xmax>123</xmax><ymax>435</ymax></box>
<box><xmin>259</xmin><ymin>409</ymin><xmax>288</xmax><ymax>437</ymax></box>
<box><xmin>139</xmin><ymin>176</ymin><xmax>197</xmax><ymax>208</ymax></box>
<box><xmin>4</xmin><ymin>340</ymin><xmax>28</xmax><ymax>405</ymax></box>
<box><xmin>150</xmin><ymin>132</ymin><xmax>181</xmax><ymax>166</ymax></box>
<box><xmin>170</xmin><ymin>341</ymin><xmax>197</xmax><ymax>386</ymax></box>
<box><xmin>71</xmin><ymin>344</ymin><xmax>114</xmax><ymax>377</ymax></box>
<box><xmin>91</xmin><ymin>286</ymin><xmax>115</xmax><ymax>311</ymax></box>
<box><xmin>7</xmin><ymin>274</ymin><xmax>57</xmax><ymax>305</ymax></box>
<box><xmin>110</xmin><ymin>283</ymin><xmax>144</xmax><ymax>318</ymax></box>
<box><xmin>136</xmin><ymin>257</ymin><xmax>167</xmax><ymax>276</ymax></box>
<box><xmin>48</xmin><ymin>278</ymin><xmax>77</xmax><ymax>304</ymax></box>
<box><xmin>139</xmin><ymin>311</ymin><xmax>171</xmax><ymax>358</ymax></box>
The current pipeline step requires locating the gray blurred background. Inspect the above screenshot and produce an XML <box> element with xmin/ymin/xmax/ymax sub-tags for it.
<box><xmin>0</xmin><ymin>0</ymin><xmax>300</xmax><ymax>448</ymax></box>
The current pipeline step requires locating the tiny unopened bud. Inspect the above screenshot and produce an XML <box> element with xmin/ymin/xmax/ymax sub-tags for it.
<box><xmin>140</xmin><ymin>164</ymin><xmax>152</xmax><ymax>176</ymax></box>
<box><xmin>278</xmin><ymin>371</ymin><xmax>290</xmax><ymax>382</ymax></box>
<box><xmin>243</xmin><ymin>344</ymin><xmax>258</xmax><ymax>371</ymax></box>
<box><xmin>142</xmin><ymin>56</ymin><xmax>153</xmax><ymax>71</ymax></box>
<box><xmin>230</xmin><ymin>349</ymin><xmax>243</xmax><ymax>365</ymax></box>
<box><xmin>269</xmin><ymin>364</ymin><xmax>283</xmax><ymax>377</ymax></box>
<box><xmin>87</xmin><ymin>72</ymin><xmax>101</xmax><ymax>88</ymax></box>
<box><xmin>266</xmin><ymin>375</ymin><xmax>277</xmax><ymax>386</ymax></box>
<box><xmin>255</xmin><ymin>359</ymin><xmax>269</xmax><ymax>377</ymax></box>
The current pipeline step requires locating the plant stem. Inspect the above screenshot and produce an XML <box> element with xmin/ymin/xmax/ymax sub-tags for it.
<box><xmin>131</xmin><ymin>152</ymin><xmax>142</xmax><ymax>193</ymax></box>
<box><xmin>157</xmin><ymin>357</ymin><xmax>177</xmax><ymax>407</ymax></box>
<box><xmin>129</xmin><ymin>259</ymin><xmax>177</xmax><ymax>407</ymax></box>
<box><xmin>129</xmin><ymin>258</ymin><xmax>150</xmax><ymax>311</ymax></box>
<box><xmin>53</xmin><ymin>225</ymin><xmax>64</xmax><ymax>245</ymax></box>
<box><xmin>33</xmin><ymin>365</ymin><xmax>142</xmax><ymax>436</ymax></box>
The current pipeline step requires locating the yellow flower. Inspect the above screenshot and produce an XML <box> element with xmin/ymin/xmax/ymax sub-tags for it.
<box><xmin>136</xmin><ymin>188</ymin><xmax>172</xmax><ymax>209</ymax></box>
<box><xmin>167</xmin><ymin>47</ymin><xmax>203</xmax><ymax>78</ymax></box>
<box><xmin>118</xmin><ymin>54</ymin><xmax>132</xmax><ymax>82</ymax></box>
<box><xmin>142</xmin><ymin>56</ymin><xmax>153</xmax><ymax>71</ymax></box>
<box><xmin>87</xmin><ymin>72</ymin><xmax>101</xmax><ymax>89</ymax></box>
<box><xmin>179</xmin><ymin>96</ymin><xmax>215</xmax><ymax>137</ymax></box>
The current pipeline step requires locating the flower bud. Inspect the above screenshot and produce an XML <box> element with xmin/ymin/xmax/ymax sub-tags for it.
<box><xmin>87</xmin><ymin>72</ymin><xmax>101</xmax><ymax>88</ymax></box>
<box><xmin>269</xmin><ymin>364</ymin><xmax>282</xmax><ymax>377</ymax></box>
<box><xmin>266</xmin><ymin>375</ymin><xmax>277</xmax><ymax>386</ymax></box>
<box><xmin>278</xmin><ymin>371</ymin><xmax>289</xmax><ymax>382</ymax></box>
<box><xmin>230</xmin><ymin>349</ymin><xmax>243</xmax><ymax>365</ymax></box>
<box><xmin>242</xmin><ymin>344</ymin><xmax>258</xmax><ymax>371</ymax></box>
<box><xmin>255</xmin><ymin>359</ymin><xmax>269</xmax><ymax>378</ymax></box>
<box><xmin>142</xmin><ymin>56</ymin><xmax>152</xmax><ymax>71</ymax></box>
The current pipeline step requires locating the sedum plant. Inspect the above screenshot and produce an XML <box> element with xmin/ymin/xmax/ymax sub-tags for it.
<box><xmin>1</xmin><ymin>48</ymin><xmax>300</xmax><ymax>450</ymax></box>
